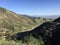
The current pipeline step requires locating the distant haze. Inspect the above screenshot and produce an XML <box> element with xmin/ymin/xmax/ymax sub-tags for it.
<box><xmin>41</xmin><ymin>15</ymin><xmax>60</xmax><ymax>19</ymax></box>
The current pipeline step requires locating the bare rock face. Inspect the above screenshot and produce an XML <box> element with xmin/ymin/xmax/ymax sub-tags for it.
<box><xmin>7</xmin><ymin>17</ymin><xmax>60</xmax><ymax>45</ymax></box>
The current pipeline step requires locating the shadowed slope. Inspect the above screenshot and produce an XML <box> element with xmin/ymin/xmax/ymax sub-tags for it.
<box><xmin>53</xmin><ymin>17</ymin><xmax>60</xmax><ymax>22</ymax></box>
<box><xmin>8</xmin><ymin>17</ymin><xmax>60</xmax><ymax>45</ymax></box>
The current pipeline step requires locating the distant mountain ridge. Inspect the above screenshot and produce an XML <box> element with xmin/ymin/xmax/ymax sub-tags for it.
<box><xmin>42</xmin><ymin>15</ymin><xmax>60</xmax><ymax>19</ymax></box>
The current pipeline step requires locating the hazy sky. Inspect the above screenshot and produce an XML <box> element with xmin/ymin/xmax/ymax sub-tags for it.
<box><xmin>0</xmin><ymin>0</ymin><xmax>60</xmax><ymax>16</ymax></box>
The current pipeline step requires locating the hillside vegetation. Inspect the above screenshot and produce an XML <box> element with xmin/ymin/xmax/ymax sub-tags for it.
<box><xmin>0</xmin><ymin>7</ymin><xmax>51</xmax><ymax>34</ymax></box>
<box><xmin>0</xmin><ymin>7</ymin><xmax>52</xmax><ymax>45</ymax></box>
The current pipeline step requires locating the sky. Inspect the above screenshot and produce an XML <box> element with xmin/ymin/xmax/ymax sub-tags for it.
<box><xmin>0</xmin><ymin>0</ymin><xmax>60</xmax><ymax>16</ymax></box>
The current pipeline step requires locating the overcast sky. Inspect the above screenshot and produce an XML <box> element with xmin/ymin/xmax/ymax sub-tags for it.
<box><xmin>0</xmin><ymin>0</ymin><xmax>60</xmax><ymax>16</ymax></box>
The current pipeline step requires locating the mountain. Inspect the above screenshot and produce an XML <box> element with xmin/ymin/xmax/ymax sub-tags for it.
<box><xmin>0</xmin><ymin>7</ymin><xmax>58</xmax><ymax>45</ymax></box>
<box><xmin>0</xmin><ymin>7</ymin><xmax>51</xmax><ymax>35</ymax></box>
<box><xmin>9</xmin><ymin>17</ymin><xmax>60</xmax><ymax>45</ymax></box>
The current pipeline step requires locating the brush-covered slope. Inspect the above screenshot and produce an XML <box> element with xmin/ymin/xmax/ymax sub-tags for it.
<box><xmin>0</xmin><ymin>7</ymin><xmax>50</xmax><ymax>34</ymax></box>
<box><xmin>0</xmin><ymin>7</ymin><xmax>53</xmax><ymax>45</ymax></box>
<box><xmin>9</xmin><ymin>17</ymin><xmax>60</xmax><ymax>45</ymax></box>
